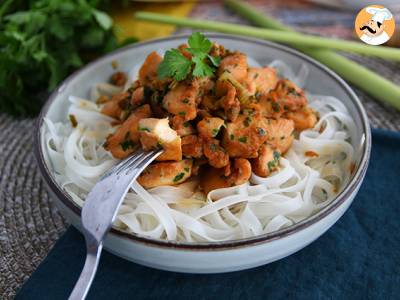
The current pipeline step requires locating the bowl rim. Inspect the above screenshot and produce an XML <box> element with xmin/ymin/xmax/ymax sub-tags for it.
<box><xmin>34</xmin><ymin>33</ymin><xmax>371</xmax><ymax>250</ymax></box>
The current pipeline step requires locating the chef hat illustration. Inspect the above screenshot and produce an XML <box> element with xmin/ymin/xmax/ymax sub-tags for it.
<box><xmin>365</xmin><ymin>6</ymin><xmax>393</xmax><ymax>24</ymax></box>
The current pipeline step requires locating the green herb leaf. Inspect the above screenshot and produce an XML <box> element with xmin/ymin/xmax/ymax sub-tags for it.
<box><xmin>173</xmin><ymin>172</ymin><xmax>185</xmax><ymax>182</ymax></box>
<box><xmin>273</xmin><ymin>151</ymin><xmax>281</xmax><ymax>161</ymax></box>
<box><xmin>93</xmin><ymin>9</ymin><xmax>113</xmax><ymax>30</ymax></box>
<box><xmin>157</xmin><ymin>32</ymin><xmax>219</xmax><ymax>81</ymax></box>
<box><xmin>0</xmin><ymin>0</ymin><xmax>120</xmax><ymax>116</ymax></box>
<box><xmin>208</xmin><ymin>55</ymin><xmax>221</xmax><ymax>67</ymax></box>
<box><xmin>267</xmin><ymin>161</ymin><xmax>276</xmax><ymax>172</ymax></box>
<box><xmin>192</xmin><ymin>56</ymin><xmax>215</xmax><ymax>77</ymax></box>
<box><xmin>157</xmin><ymin>49</ymin><xmax>192</xmax><ymax>81</ymax></box>
<box><xmin>212</xmin><ymin>128</ymin><xmax>220</xmax><ymax>137</ymax></box>
<box><xmin>120</xmin><ymin>139</ymin><xmax>135</xmax><ymax>151</ymax></box>
<box><xmin>188</xmin><ymin>32</ymin><xmax>212</xmax><ymax>53</ymax></box>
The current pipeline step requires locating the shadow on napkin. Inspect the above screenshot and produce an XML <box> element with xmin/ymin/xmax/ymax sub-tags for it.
<box><xmin>16</xmin><ymin>129</ymin><xmax>400</xmax><ymax>300</ymax></box>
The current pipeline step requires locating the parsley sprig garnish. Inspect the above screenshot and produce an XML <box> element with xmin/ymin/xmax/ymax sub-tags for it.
<box><xmin>158</xmin><ymin>32</ymin><xmax>220</xmax><ymax>81</ymax></box>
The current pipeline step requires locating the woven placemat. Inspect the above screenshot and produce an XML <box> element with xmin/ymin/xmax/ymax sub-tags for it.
<box><xmin>1</xmin><ymin>1</ymin><xmax>399</xmax><ymax>299</ymax></box>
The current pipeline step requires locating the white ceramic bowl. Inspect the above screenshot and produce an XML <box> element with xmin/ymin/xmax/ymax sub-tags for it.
<box><xmin>35</xmin><ymin>34</ymin><xmax>371</xmax><ymax>273</ymax></box>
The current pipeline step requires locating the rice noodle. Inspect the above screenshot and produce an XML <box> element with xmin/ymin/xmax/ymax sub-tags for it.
<box><xmin>43</xmin><ymin>59</ymin><xmax>357</xmax><ymax>242</ymax></box>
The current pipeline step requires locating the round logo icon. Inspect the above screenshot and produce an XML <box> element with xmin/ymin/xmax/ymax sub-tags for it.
<box><xmin>355</xmin><ymin>5</ymin><xmax>395</xmax><ymax>46</ymax></box>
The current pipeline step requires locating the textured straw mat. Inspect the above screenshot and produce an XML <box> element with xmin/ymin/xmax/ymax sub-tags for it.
<box><xmin>1</xmin><ymin>1</ymin><xmax>400</xmax><ymax>299</ymax></box>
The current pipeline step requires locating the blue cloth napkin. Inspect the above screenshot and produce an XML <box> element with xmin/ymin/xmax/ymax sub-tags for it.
<box><xmin>17</xmin><ymin>129</ymin><xmax>400</xmax><ymax>300</ymax></box>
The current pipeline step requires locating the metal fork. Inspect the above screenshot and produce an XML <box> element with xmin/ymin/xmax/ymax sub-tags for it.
<box><xmin>69</xmin><ymin>149</ymin><xmax>163</xmax><ymax>300</ymax></box>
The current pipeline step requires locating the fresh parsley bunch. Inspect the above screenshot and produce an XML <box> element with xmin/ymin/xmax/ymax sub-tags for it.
<box><xmin>0</xmin><ymin>0</ymin><xmax>118</xmax><ymax>116</ymax></box>
<box><xmin>158</xmin><ymin>32</ymin><xmax>221</xmax><ymax>81</ymax></box>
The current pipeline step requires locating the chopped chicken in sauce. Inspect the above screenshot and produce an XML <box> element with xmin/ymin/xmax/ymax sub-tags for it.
<box><xmin>101</xmin><ymin>43</ymin><xmax>318</xmax><ymax>194</ymax></box>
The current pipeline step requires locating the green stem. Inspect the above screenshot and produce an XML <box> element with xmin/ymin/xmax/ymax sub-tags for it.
<box><xmin>224</xmin><ymin>0</ymin><xmax>400</xmax><ymax>110</ymax></box>
<box><xmin>134</xmin><ymin>12</ymin><xmax>400</xmax><ymax>62</ymax></box>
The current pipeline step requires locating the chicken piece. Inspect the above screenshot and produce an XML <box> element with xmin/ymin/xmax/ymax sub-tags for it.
<box><xmin>221</xmin><ymin>83</ymin><xmax>240</xmax><ymax>122</ymax></box>
<box><xmin>213</xmin><ymin>80</ymin><xmax>240</xmax><ymax>121</ymax></box>
<box><xmin>137</xmin><ymin>159</ymin><xmax>193</xmax><ymax>188</ymax></box>
<box><xmin>258</xmin><ymin>93</ymin><xmax>282</xmax><ymax>119</ymax></box>
<box><xmin>96</xmin><ymin>95</ymin><xmax>110</xmax><ymax>105</ymax></box>
<box><xmin>251</xmin><ymin>144</ymin><xmax>281</xmax><ymax>177</ymax></box>
<box><xmin>163</xmin><ymin>81</ymin><xmax>198</xmax><ymax>121</ymax></box>
<box><xmin>110</xmin><ymin>71</ymin><xmax>127</xmax><ymax>87</ymax></box>
<box><xmin>203</xmin><ymin>138</ymin><xmax>229</xmax><ymax>168</ymax></box>
<box><xmin>231</xmin><ymin>158</ymin><xmax>252</xmax><ymax>186</ymax></box>
<box><xmin>200</xmin><ymin>158</ymin><xmax>252</xmax><ymax>195</ymax></box>
<box><xmin>248</xmin><ymin>67</ymin><xmax>278</xmax><ymax>94</ymax></box>
<box><xmin>101</xmin><ymin>91</ymin><xmax>130</xmax><ymax>119</ymax></box>
<box><xmin>268</xmin><ymin>79</ymin><xmax>307</xmax><ymax>113</ymax></box>
<box><xmin>170</xmin><ymin>115</ymin><xmax>195</xmax><ymax>137</ymax></box>
<box><xmin>182</xmin><ymin>135</ymin><xmax>203</xmax><ymax>158</ymax></box>
<box><xmin>197</xmin><ymin>117</ymin><xmax>225</xmax><ymax>138</ymax></box>
<box><xmin>193</xmin><ymin>76</ymin><xmax>215</xmax><ymax>103</ymax></box>
<box><xmin>217</xmin><ymin>70</ymin><xmax>254</xmax><ymax>105</ymax></box>
<box><xmin>130</xmin><ymin>86</ymin><xmax>145</xmax><ymax>107</ymax></box>
<box><xmin>104</xmin><ymin>105</ymin><xmax>152</xmax><ymax>159</ymax></box>
<box><xmin>209</xmin><ymin>42</ymin><xmax>226</xmax><ymax>58</ymax></box>
<box><xmin>217</xmin><ymin>52</ymin><xmax>248</xmax><ymax>83</ymax></box>
<box><xmin>201</xmin><ymin>94</ymin><xmax>219</xmax><ymax>112</ymax></box>
<box><xmin>285</xmin><ymin>107</ymin><xmax>318</xmax><ymax>131</ymax></box>
<box><xmin>222</xmin><ymin>105</ymin><xmax>268</xmax><ymax>158</ymax></box>
<box><xmin>264</xmin><ymin>118</ymin><xmax>294</xmax><ymax>154</ymax></box>
<box><xmin>138</xmin><ymin>51</ymin><xmax>162</xmax><ymax>86</ymax></box>
<box><xmin>138</xmin><ymin>118</ymin><xmax>182</xmax><ymax>161</ymax></box>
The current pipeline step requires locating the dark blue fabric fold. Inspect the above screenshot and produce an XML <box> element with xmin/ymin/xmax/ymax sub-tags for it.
<box><xmin>17</xmin><ymin>129</ymin><xmax>400</xmax><ymax>300</ymax></box>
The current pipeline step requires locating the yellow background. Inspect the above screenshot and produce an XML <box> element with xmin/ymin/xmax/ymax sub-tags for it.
<box><xmin>110</xmin><ymin>2</ymin><xmax>195</xmax><ymax>42</ymax></box>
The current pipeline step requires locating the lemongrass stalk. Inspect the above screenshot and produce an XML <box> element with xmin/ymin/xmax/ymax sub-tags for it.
<box><xmin>134</xmin><ymin>12</ymin><xmax>400</xmax><ymax>62</ymax></box>
<box><xmin>224</xmin><ymin>0</ymin><xmax>400</xmax><ymax>110</ymax></box>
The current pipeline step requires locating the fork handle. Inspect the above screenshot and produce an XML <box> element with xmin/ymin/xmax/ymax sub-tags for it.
<box><xmin>69</xmin><ymin>241</ymin><xmax>103</xmax><ymax>300</ymax></box>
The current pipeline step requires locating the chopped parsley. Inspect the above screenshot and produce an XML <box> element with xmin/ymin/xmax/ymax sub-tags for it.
<box><xmin>268</xmin><ymin>151</ymin><xmax>281</xmax><ymax>172</ymax></box>
<box><xmin>183</xmin><ymin>122</ymin><xmax>190</xmax><ymax>128</ymax></box>
<box><xmin>230</xmin><ymin>134</ymin><xmax>235</xmax><ymax>140</ymax></box>
<box><xmin>243</xmin><ymin>116</ymin><xmax>252</xmax><ymax>127</ymax></box>
<box><xmin>178</xmin><ymin>111</ymin><xmax>186</xmax><ymax>116</ymax></box>
<box><xmin>238</xmin><ymin>136</ymin><xmax>247</xmax><ymax>143</ymax></box>
<box><xmin>173</xmin><ymin>172</ymin><xmax>185</xmax><ymax>182</ymax></box>
<box><xmin>267</xmin><ymin>161</ymin><xmax>276</xmax><ymax>172</ymax></box>
<box><xmin>139</xmin><ymin>127</ymin><xmax>150</xmax><ymax>132</ymax></box>
<box><xmin>288</xmin><ymin>87</ymin><xmax>300</xmax><ymax>96</ymax></box>
<box><xmin>271</xmin><ymin>101</ymin><xmax>280</xmax><ymax>112</ymax></box>
<box><xmin>273</xmin><ymin>151</ymin><xmax>281</xmax><ymax>161</ymax></box>
<box><xmin>212</xmin><ymin>128</ymin><xmax>220</xmax><ymax>137</ymax></box>
<box><xmin>184</xmin><ymin>167</ymin><xmax>190</xmax><ymax>172</ymax></box>
<box><xmin>120</xmin><ymin>139</ymin><xmax>135</xmax><ymax>151</ymax></box>
<box><xmin>210</xmin><ymin>143</ymin><xmax>218</xmax><ymax>151</ymax></box>
<box><xmin>181</xmin><ymin>98</ymin><xmax>190</xmax><ymax>104</ymax></box>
